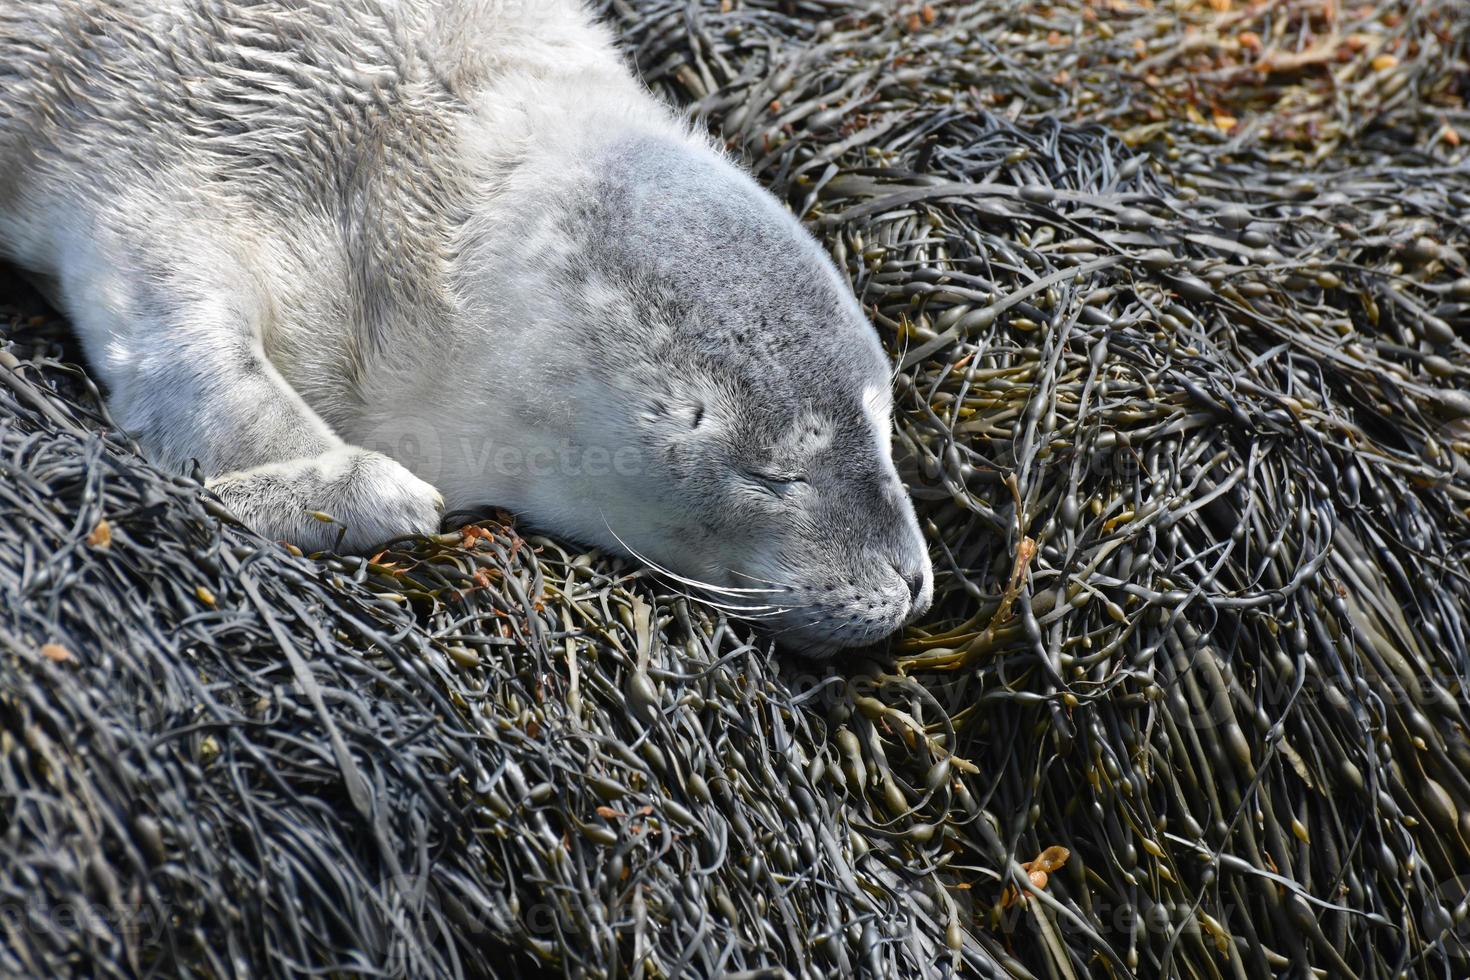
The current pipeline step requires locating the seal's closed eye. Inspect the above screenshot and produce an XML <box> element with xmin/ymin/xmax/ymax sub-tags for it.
<box><xmin>748</xmin><ymin>471</ymin><xmax>807</xmax><ymax>491</ymax></box>
<box><xmin>744</xmin><ymin>472</ymin><xmax>808</xmax><ymax>502</ymax></box>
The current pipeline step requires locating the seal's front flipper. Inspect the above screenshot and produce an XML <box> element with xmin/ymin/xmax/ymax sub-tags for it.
<box><xmin>52</xmin><ymin>246</ymin><xmax>444</xmax><ymax>552</ymax></box>
<box><xmin>208</xmin><ymin>448</ymin><xmax>444</xmax><ymax>553</ymax></box>
<box><xmin>127</xmin><ymin>339</ymin><xmax>447</xmax><ymax>550</ymax></box>
<box><xmin>118</xmin><ymin>336</ymin><xmax>446</xmax><ymax>550</ymax></box>
<box><xmin>110</xmin><ymin>337</ymin><xmax>446</xmax><ymax>551</ymax></box>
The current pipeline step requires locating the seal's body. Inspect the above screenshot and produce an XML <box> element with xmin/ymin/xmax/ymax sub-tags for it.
<box><xmin>0</xmin><ymin>0</ymin><xmax>932</xmax><ymax>653</ymax></box>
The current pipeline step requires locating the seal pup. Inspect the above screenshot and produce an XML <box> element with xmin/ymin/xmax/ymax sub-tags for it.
<box><xmin>0</xmin><ymin>0</ymin><xmax>932</xmax><ymax>654</ymax></box>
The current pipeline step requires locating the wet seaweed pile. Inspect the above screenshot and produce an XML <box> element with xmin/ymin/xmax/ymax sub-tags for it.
<box><xmin>3</xmin><ymin>1</ymin><xmax>1470</xmax><ymax>978</ymax></box>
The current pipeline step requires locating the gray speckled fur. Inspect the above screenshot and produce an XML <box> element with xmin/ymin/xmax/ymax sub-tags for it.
<box><xmin>0</xmin><ymin>0</ymin><xmax>932</xmax><ymax>653</ymax></box>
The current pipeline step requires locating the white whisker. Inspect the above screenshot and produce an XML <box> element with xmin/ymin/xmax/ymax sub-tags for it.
<box><xmin>597</xmin><ymin>512</ymin><xmax>795</xmax><ymax>621</ymax></box>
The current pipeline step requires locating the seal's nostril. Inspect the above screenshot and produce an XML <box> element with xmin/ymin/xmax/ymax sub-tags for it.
<box><xmin>887</xmin><ymin>564</ymin><xmax>923</xmax><ymax>602</ymax></box>
<box><xmin>889</xmin><ymin>562</ymin><xmax>925</xmax><ymax>606</ymax></box>
<box><xmin>904</xmin><ymin>569</ymin><xmax>923</xmax><ymax>602</ymax></box>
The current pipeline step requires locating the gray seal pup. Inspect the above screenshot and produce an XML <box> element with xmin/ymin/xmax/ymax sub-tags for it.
<box><xmin>0</xmin><ymin>0</ymin><xmax>932</xmax><ymax>654</ymax></box>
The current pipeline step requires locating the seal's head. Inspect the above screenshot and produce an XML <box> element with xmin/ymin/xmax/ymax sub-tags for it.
<box><xmin>453</xmin><ymin>134</ymin><xmax>932</xmax><ymax>656</ymax></box>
